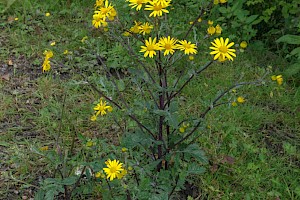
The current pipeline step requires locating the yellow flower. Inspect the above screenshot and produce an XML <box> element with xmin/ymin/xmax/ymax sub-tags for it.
<box><xmin>40</xmin><ymin>146</ymin><xmax>49</xmax><ymax>151</ymax></box>
<box><xmin>139</xmin><ymin>22</ymin><xmax>153</xmax><ymax>35</ymax></box>
<box><xmin>140</xmin><ymin>37</ymin><xmax>162</xmax><ymax>58</ymax></box>
<box><xmin>127</xmin><ymin>0</ymin><xmax>147</xmax><ymax>11</ymax></box>
<box><xmin>179</xmin><ymin>122</ymin><xmax>190</xmax><ymax>133</ymax></box>
<box><xmin>198</xmin><ymin>18</ymin><xmax>202</xmax><ymax>22</ymax></box>
<box><xmin>63</xmin><ymin>50</ymin><xmax>69</xmax><ymax>55</ymax></box>
<box><xmin>208</xmin><ymin>20</ymin><xmax>213</xmax><ymax>25</ymax></box>
<box><xmin>122</xmin><ymin>147</ymin><xmax>128</xmax><ymax>152</ymax></box>
<box><xmin>231</xmin><ymin>102</ymin><xmax>237</xmax><ymax>107</ymax></box>
<box><xmin>145</xmin><ymin>0</ymin><xmax>170</xmax><ymax>17</ymax></box>
<box><xmin>14</xmin><ymin>17</ymin><xmax>19</xmax><ymax>21</ymax></box>
<box><xmin>92</xmin><ymin>11</ymin><xmax>106</xmax><ymax>28</ymax></box>
<box><xmin>93</xmin><ymin>98</ymin><xmax>113</xmax><ymax>116</ymax></box>
<box><xmin>158</xmin><ymin>36</ymin><xmax>177</xmax><ymax>56</ymax></box>
<box><xmin>130</xmin><ymin>21</ymin><xmax>142</xmax><ymax>34</ymax></box>
<box><xmin>276</xmin><ymin>75</ymin><xmax>283</xmax><ymax>85</ymax></box>
<box><xmin>237</xmin><ymin>96</ymin><xmax>245</xmax><ymax>103</ymax></box>
<box><xmin>99</xmin><ymin>0</ymin><xmax>114</xmax><ymax>18</ymax></box>
<box><xmin>240</xmin><ymin>41</ymin><xmax>248</xmax><ymax>48</ymax></box>
<box><xmin>220</xmin><ymin>0</ymin><xmax>227</xmax><ymax>3</ymax></box>
<box><xmin>128</xmin><ymin>166</ymin><xmax>133</xmax><ymax>171</ymax></box>
<box><xmin>43</xmin><ymin>50</ymin><xmax>53</xmax><ymax>59</ymax></box>
<box><xmin>188</xmin><ymin>55</ymin><xmax>194</xmax><ymax>60</ymax></box>
<box><xmin>207</xmin><ymin>26</ymin><xmax>216</xmax><ymax>35</ymax></box>
<box><xmin>103</xmin><ymin>159</ymin><xmax>124</xmax><ymax>181</ymax></box>
<box><xmin>42</xmin><ymin>58</ymin><xmax>51</xmax><ymax>73</ymax></box>
<box><xmin>179</xmin><ymin>127</ymin><xmax>185</xmax><ymax>133</ymax></box>
<box><xmin>86</xmin><ymin>140</ymin><xmax>94</xmax><ymax>147</ymax></box>
<box><xmin>214</xmin><ymin>0</ymin><xmax>219</xmax><ymax>4</ymax></box>
<box><xmin>45</xmin><ymin>12</ymin><xmax>51</xmax><ymax>17</ymax></box>
<box><xmin>91</xmin><ymin>115</ymin><xmax>97</xmax><ymax>121</ymax></box>
<box><xmin>210</xmin><ymin>37</ymin><xmax>236</xmax><ymax>61</ymax></box>
<box><xmin>215</xmin><ymin>24</ymin><xmax>222</xmax><ymax>34</ymax></box>
<box><xmin>271</xmin><ymin>75</ymin><xmax>277</xmax><ymax>81</ymax></box>
<box><xmin>116</xmin><ymin>169</ymin><xmax>127</xmax><ymax>179</ymax></box>
<box><xmin>189</xmin><ymin>21</ymin><xmax>194</xmax><ymax>25</ymax></box>
<box><xmin>108</xmin><ymin>7</ymin><xmax>117</xmax><ymax>20</ymax></box>
<box><xmin>50</xmin><ymin>42</ymin><xmax>56</xmax><ymax>46</ymax></box>
<box><xmin>95</xmin><ymin>0</ymin><xmax>104</xmax><ymax>8</ymax></box>
<box><xmin>176</xmin><ymin>40</ymin><xmax>197</xmax><ymax>55</ymax></box>
<box><xmin>81</xmin><ymin>36</ymin><xmax>88</xmax><ymax>43</ymax></box>
<box><xmin>123</xmin><ymin>31</ymin><xmax>131</xmax><ymax>36</ymax></box>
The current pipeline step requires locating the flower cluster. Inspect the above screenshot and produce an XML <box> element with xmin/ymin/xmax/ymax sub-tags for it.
<box><xmin>92</xmin><ymin>0</ymin><xmax>117</xmax><ymax>29</ymax></box>
<box><xmin>179</xmin><ymin>122</ymin><xmax>190</xmax><ymax>133</ymax></box>
<box><xmin>271</xmin><ymin>75</ymin><xmax>283</xmax><ymax>85</ymax></box>
<box><xmin>103</xmin><ymin>159</ymin><xmax>126</xmax><ymax>181</ymax></box>
<box><xmin>210</xmin><ymin>37</ymin><xmax>236</xmax><ymax>62</ymax></box>
<box><xmin>207</xmin><ymin>24</ymin><xmax>222</xmax><ymax>35</ymax></box>
<box><xmin>42</xmin><ymin>50</ymin><xmax>53</xmax><ymax>72</ymax></box>
<box><xmin>91</xmin><ymin>98</ymin><xmax>113</xmax><ymax>121</ymax></box>
<box><xmin>140</xmin><ymin>36</ymin><xmax>197</xmax><ymax>58</ymax></box>
<box><xmin>126</xmin><ymin>0</ymin><xmax>171</xmax><ymax>17</ymax></box>
<box><xmin>232</xmin><ymin>96</ymin><xmax>246</xmax><ymax>107</ymax></box>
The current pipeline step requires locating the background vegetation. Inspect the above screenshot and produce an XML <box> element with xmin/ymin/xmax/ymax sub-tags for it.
<box><xmin>0</xmin><ymin>0</ymin><xmax>299</xmax><ymax>199</ymax></box>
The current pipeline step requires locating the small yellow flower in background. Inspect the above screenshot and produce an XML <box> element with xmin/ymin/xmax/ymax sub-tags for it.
<box><xmin>240</xmin><ymin>41</ymin><xmax>248</xmax><ymax>48</ymax></box>
<box><xmin>90</xmin><ymin>115</ymin><xmax>97</xmax><ymax>121</ymax></box>
<box><xmin>189</xmin><ymin>21</ymin><xmax>194</xmax><ymax>25</ymax></box>
<box><xmin>145</xmin><ymin>0</ymin><xmax>170</xmax><ymax>17</ymax></box>
<box><xmin>42</xmin><ymin>59</ymin><xmax>51</xmax><ymax>72</ymax></box>
<box><xmin>215</xmin><ymin>24</ymin><xmax>222</xmax><ymax>34</ymax></box>
<box><xmin>116</xmin><ymin>169</ymin><xmax>127</xmax><ymax>179</ymax></box>
<box><xmin>271</xmin><ymin>75</ymin><xmax>283</xmax><ymax>85</ymax></box>
<box><xmin>231</xmin><ymin>102</ymin><xmax>237</xmax><ymax>107</ymax></box>
<box><xmin>123</xmin><ymin>31</ymin><xmax>131</xmax><ymax>37</ymax></box>
<box><xmin>214</xmin><ymin>0</ymin><xmax>219</xmax><ymax>4</ymax></box>
<box><xmin>50</xmin><ymin>41</ymin><xmax>56</xmax><ymax>46</ymax></box>
<box><xmin>81</xmin><ymin>36</ymin><xmax>88</xmax><ymax>43</ymax></box>
<box><xmin>237</xmin><ymin>96</ymin><xmax>246</xmax><ymax>103</ymax></box>
<box><xmin>140</xmin><ymin>37</ymin><xmax>162</xmax><ymax>58</ymax></box>
<box><xmin>95</xmin><ymin>171</ymin><xmax>106</xmax><ymax>178</ymax></box>
<box><xmin>188</xmin><ymin>55</ymin><xmax>194</xmax><ymax>61</ymax></box>
<box><xmin>139</xmin><ymin>22</ymin><xmax>153</xmax><ymax>35</ymax></box>
<box><xmin>208</xmin><ymin>20</ymin><xmax>214</xmax><ymax>25</ymax></box>
<box><xmin>93</xmin><ymin>98</ymin><xmax>113</xmax><ymax>117</ymax></box>
<box><xmin>220</xmin><ymin>0</ymin><xmax>227</xmax><ymax>3</ymax></box>
<box><xmin>130</xmin><ymin>21</ymin><xmax>142</xmax><ymax>33</ymax></box>
<box><xmin>40</xmin><ymin>146</ymin><xmax>49</xmax><ymax>151</ymax></box>
<box><xmin>158</xmin><ymin>36</ymin><xmax>178</xmax><ymax>56</ymax></box>
<box><xmin>104</xmin><ymin>27</ymin><xmax>109</xmax><ymax>32</ymax></box>
<box><xmin>198</xmin><ymin>18</ymin><xmax>202</xmax><ymax>22</ymax></box>
<box><xmin>122</xmin><ymin>147</ymin><xmax>128</xmax><ymax>152</ymax></box>
<box><xmin>45</xmin><ymin>12</ymin><xmax>51</xmax><ymax>17</ymax></box>
<box><xmin>176</xmin><ymin>40</ymin><xmax>197</xmax><ymax>55</ymax></box>
<box><xmin>210</xmin><ymin>37</ymin><xmax>236</xmax><ymax>61</ymax></box>
<box><xmin>14</xmin><ymin>17</ymin><xmax>19</xmax><ymax>21</ymax></box>
<box><xmin>127</xmin><ymin>0</ymin><xmax>147</xmax><ymax>11</ymax></box>
<box><xmin>179</xmin><ymin>122</ymin><xmax>190</xmax><ymax>133</ymax></box>
<box><xmin>128</xmin><ymin>166</ymin><xmax>133</xmax><ymax>171</ymax></box>
<box><xmin>95</xmin><ymin>0</ymin><xmax>104</xmax><ymax>8</ymax></box>
<box><xmin>86</xmin><ymin>140</ymin><xmax>94</xmax><ymax>147</ymax></box>
<box><xmin>207</xmin><ymin>26</ymin><xmax>216</xmax><ymax>35</ymax></box>
<box><xmin>63</xmin><ymin>50</ymin><xmax>69</xmax><ymax>55</ymax></box>
<box><xmin>103</xmin><ymin>159</ymin><xmax>124</xmax><ymax>181</ymax></box>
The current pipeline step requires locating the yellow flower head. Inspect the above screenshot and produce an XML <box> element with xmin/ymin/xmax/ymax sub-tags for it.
<box><xmin>95</xmin><ymin>0</ymin><xmax>104</xmax><ymax>8</ymax></box>
<box><xmin>220</xmin><ymin>0</ymin><xmax>227</xmax><ymax>3</ymax></box>
<box><xmin>215</xmin><ymin>24</ymin><xmax>222</xmax><ymax>34</ymax></box>
<box><xmin>130</xmin><ymin>21</ymin><xmax>142</xmax><ymax>34</ymax></box>
<box><xmin>140</xmin><ymin>37</ymin><xmax>162</xmax><ymax>58</ymax></box>
<box><xmin>176</xmin><ymin>40</ymin><xmax>197</xmax><ymax>55</ymax></box>
<box><xmin>231</xmin><ymin>101</ymin><xmax>237</xmax><ymax>107</ymax></box>
<box><xmin>40</xmin><ymin>146</ymin><xmax>49</xmax><ymax>151</ymax></box>
<box><xmin>210</xmin><ymin>37</ymin><xmax>236</xmax><ymax>61</ymax></box>
<box><xmin>50</xmin><ymin>41</ymin><xmax>56</xmax><ymax>46</ymax></box>
<box><xmin>81</xmin><ymin>36</ymin><xmax>88</xmax><ymax>43</ymax></box>
<box><xmin>92</xmin><ymin>11</ymin><xmax>106</xmax><ymax>28</ymax></box>
<box><xmin>123</xmin><ymin>31</ymin><xmax>131</xmax><ymax>36</ymax></box>
<box><xmin>214</xmin><ymin>0</ymin><xmax>219</xmax><ymax>4</ymax></box>
<box><xmin>63</xmin><ymin>50</ymin><xmax>69</xmax><ymax>55</ymax></box>
<box><xmin>127</xmin><ymin>0</ymin><xmax>147</xmax><ymax>11</ymax></box>
<box><xmin>103</xmin><ymin>159</ymin><xmax>124</xmax><ymax>181</ymax></box>
<box><xmin>207</xmin><ymin>26</ymin><xmax>216</xmax><ymax>35</ymax></box>
<box><xmin>44</xmin><ymin>50</ymin><xmax>53</xmax><ymax>59</ymax></box>
<box><xmin>188</xmin><ymin>55</ymin><xmax>194</xmax><ymax>61</ymax></box>
<box><xmin>93</xmin><ymin>98</ymin><xmax>113</xmax><ymax>116</ymax></box>
<box><xmin>198</xmin><ymin>18</ymin><xmax>202</xmax><ymax>22</ymax></box>
<box><xmin>158</xmin><ymin>36</ymin><xmax>177</xmax><ymax>56</ymax></box>
<box><xmin>99</xmin><ymin>0</ymin><xmax>114</xmax><ymax>17</ymax></box>
<box><xmin>240</xmin><ymin>41</ymin><xmax>248</xmax><ymax>48</ymax></box>
<box><xmin>122</xmin><ymin>147</ymin><xmax>128</xmax><ymax>152</ymax></box>
<box><xmin>42</xmin><ymin>58</ymin><xmax>51</xmax><ymax>73</ymax></box>
<box><xmin>271</xmin><ymin>75</ymin><xmax>277</xmax><ymax>81</ymax></box>
<box><xmin>45</xmin><ymin>12</ymin><xmax>51</xmax><ymax>17</ymax></box>
<box><xmin>145</xmin><ymin>0</ymin><xmax>170</xmax><ymax>17</ymax></box>
<box><xmin>116</xmin><ymin>169</ymin><xmax>127</xmax><ymax>179</ymax></box>
<box><xmin>14</xmin><ymin>17</ymin><xmax>19</xmax><ymax>21</ymax></box>
<box><xmin>139</xmin><ymin>22</ymin><xmax>153</xmax><ymax>35</ymax></box>
<box><xmin>208</xmin><ymin>20</ymin><xmax>214</xmax><ymax>25</ymax></box>
<box><xmin>237</xmin><ymin>96</ymin><xmax>245</xmax><ymax>103</ymax></box>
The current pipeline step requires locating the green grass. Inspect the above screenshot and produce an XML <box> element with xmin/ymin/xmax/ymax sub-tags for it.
<box><xmin>0</xmin><ymin>0</ymin><xmax>299</xmax><ymax>199</ymax></box>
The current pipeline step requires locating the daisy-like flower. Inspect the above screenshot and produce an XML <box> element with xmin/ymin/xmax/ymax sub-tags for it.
<box><xmin>237</xmin><ymin>96</ymin><xmax>245</xmax><ymax>103</ymax></box>
<box><xmin>92</xmin><ymin>11</ymin><xmax>106</xmax><ymax>28</ymax></box>
<box><xmin>95</xmin><ymin>0</ymin><xmax>104</xmax><ymax>8</ymax></box>
<box><xmin>99</xmin><ymin>0</ymin><xmax>114</xmax><ymax>18</ymax></box>
<box><xmin>158</xmin><ymin>36</ymin><xmax>177</xmax><ymax>56</ymax></box>
<box><xmin>176</xmin><ymin>40</ymin><xmax>197</xmax><ymax>55</ymax></box>
<box><xmin>207</xmin><ymin>26</ymin><xmax>216</xmax><ymax>35</ymax></box>
<box><xmin>140</xmin><ymin>37</ymin><xmax>162</xmax><ymax>58</ymax></box>
<box><xmin>103</xmin><ymin>159</ymin><xmax>124</xmax><ymax>181</ymax></box>
<box><xmin>145</xmin><ymin>0</ymin><xmax>170</xmax><ymax>17</ymax></box>
<box><xmin>42</xmin><ymin>58</ymin><xmax>51</xmax><ymax>72</ymax></box>
<box><xmin>127</xmin><ymin>0</ymin><xmax>147</xmax><ymax>11</ymax></box>
<box><xmin>210</xmin><ymin>37</ymin><xmax>236</xmax><ymax>61</ymax></box>
<box><xmin>93</xmin><ymin>98</ymin><xmax>113</xmax><ymax>116</ymax></box>
<box><xmin>130</xmin><ymin>21</ymin><xmax>142</xmax><ymax>33</ymax></box>
<box><xmin>139</xmin><ymin>22</ymin><xmax>153</xmax><ymax>35</ymax></box>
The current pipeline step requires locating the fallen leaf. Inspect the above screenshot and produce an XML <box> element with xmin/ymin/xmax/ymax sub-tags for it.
<box><xmin>8</xmin><ymin>59</ymin><xmax>13</xmax><ymax>65</ymax></box>
<box><xmin>1</xmin><ymin>73</ymin><xmax>10</xmax><ymax>81</ymax></box>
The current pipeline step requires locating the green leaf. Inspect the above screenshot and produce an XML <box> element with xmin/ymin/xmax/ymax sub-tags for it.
<box><xmin>284</xmin><ymin>62</ymin><xmax>300</xmax><ymax>76</ymax></box>
<box><xmin>182</xmin><ymin>144</ymin><xmax>208</xmax><ymax>164</ymax></box>
<box><xmin>246</xmin><ymin>15</ymin><xmax>258</xmax><ymax>24</ymax></box>
<box><xmin>116</xmin><ymin>80</ymin><xmax>125</xmax><ymax>92</ymax></box>
<box><xmin>61</xmin><ymin>176</ymin><xmax>78</xmax><ymax>186</ymax></box>
<box><xmin>218</xmin><ymin>7</ymin><xmax>227</xmax><ymax>14</ymax></box>
<box><xmin>276</xmin><ymin>35</ymin><xmax>300</xmax><ymax>45</ymax></box>
<box><xmin>290</xmin><ymin>47</ymin><xmax>300</xmax><ymax>57</ymax></box>
<box><xmin>34</xmin><ymin>189</ymin><xmax>45</xmax><ymax>200</ymax></box>
<box><xmin>187</xmin><ymin>165</ymin><xmax>206</xmax><ymax>175</ymax></box>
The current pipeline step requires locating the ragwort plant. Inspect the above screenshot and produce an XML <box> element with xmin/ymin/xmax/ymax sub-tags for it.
<box><xmin>34</xmin><ymin>0</ymin><xmax>276</xmax><ymax>199</ymax></box>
